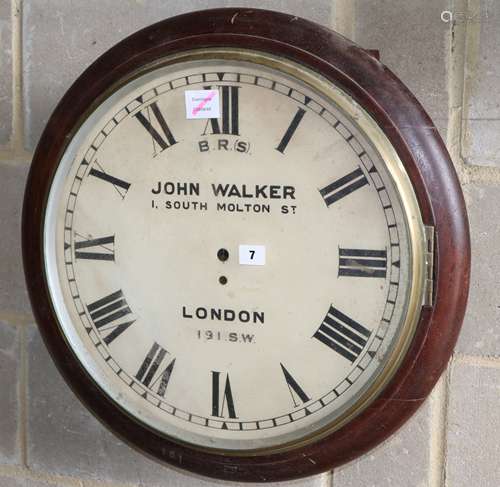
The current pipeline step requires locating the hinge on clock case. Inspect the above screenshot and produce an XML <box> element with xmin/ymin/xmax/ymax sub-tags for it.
<box><xmin>423</xmin><ymin>225</ymin><xmax>435</xmax><ymax>307</ymax></box>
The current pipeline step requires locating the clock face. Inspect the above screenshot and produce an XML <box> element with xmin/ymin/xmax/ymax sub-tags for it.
<box><xmin>43</xmin><ymin>50</ymin><xmax>426</xmax><ymax>452</ymax></box>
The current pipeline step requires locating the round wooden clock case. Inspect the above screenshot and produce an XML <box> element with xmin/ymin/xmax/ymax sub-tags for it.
<box><xmin>22</xmin><ymin>8</ymin><xmax>470</xmax><ymax>482</ymax></box>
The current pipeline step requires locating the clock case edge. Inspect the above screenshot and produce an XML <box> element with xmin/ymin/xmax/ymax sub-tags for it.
<box><xmin>22</xmin><ymin>8</ymin><xmax>471</xmax><ymax>482</ymax></box>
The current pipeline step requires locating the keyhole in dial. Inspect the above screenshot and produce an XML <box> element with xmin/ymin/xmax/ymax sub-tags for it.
<box><xmin>217</xmin><ymin>248</ymin><xmax>229</xmax><ymax>262</ymax></box>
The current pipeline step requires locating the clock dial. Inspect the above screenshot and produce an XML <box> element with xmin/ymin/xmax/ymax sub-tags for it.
<box><xmin>43</xmin><ymin>51</ymin><xmax>426</xmax><ymax>451</ymax></box>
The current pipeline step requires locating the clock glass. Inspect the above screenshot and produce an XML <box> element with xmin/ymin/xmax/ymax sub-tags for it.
<box><xmin>43</xmin><ymin>49</ymin><xmax>426</xmax><ymax>453</ymax></box>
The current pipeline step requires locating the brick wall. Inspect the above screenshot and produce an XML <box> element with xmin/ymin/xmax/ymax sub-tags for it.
<box><xmin>0</xmin><ymin>1</ymin><xmax>498</xmax><ymax>486</ymax></box>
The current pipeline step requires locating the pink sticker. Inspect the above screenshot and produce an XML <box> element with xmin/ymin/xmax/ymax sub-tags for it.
<box><xmin>185</xmin><ymin>90</ymin><xmax>220</xmax><ymax>119</ymax></box>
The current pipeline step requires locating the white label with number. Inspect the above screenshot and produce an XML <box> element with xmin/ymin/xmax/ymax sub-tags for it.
<box><xmin>239</xmin><ymin>245</ymin><xmax>266</xmax><ymax>266</ymax></box>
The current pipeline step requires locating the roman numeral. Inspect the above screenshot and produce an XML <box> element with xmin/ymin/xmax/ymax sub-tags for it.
<box><xmin>313</xmin><ymin>306</ymin><xmax>371</xmax><ymax>362</ymax></box>
<box><xmin>338</xmin><ymin>248</ymin><xmax>387</xmax><ymax>278</ymax></box>
<box><xmin>276</xmin><ymin>107</ymin><xmax>306</xmax><ymax>153</ymax></box>
<box><xmin>75</xmin><ymin>234</ymin><xmax>114</xmax><ymax>261</ymax></box>
<box><xmin>136</xmin><ymin>342</ymin><xmax>176</xmax><ymax>397</ymax></box>
<box><xmin>134</xmin><ymin>100</ymin><xmax>176</xmax><ymax>156</ymax></box>
<box><xmin>203</xmin><ymin>86</ymin><xmax>240</xmax><ymax>135</ymax></box>
<box><xmin>280</xmin><ymin>363</ymin><xmax>310</xmax><ymax>407</ymax></box>
<box><xmin>87</xmin><ymin>290</ymin><xmax>135</xmax><ymax>345</ymax></box>
<box><xmin>319</xmin><ymin>168</ymin><xmax>369</xmax><ymax>206</ymax></box>
<box><xmin>211</xmin><ymin>371</ymin><xmax>237</xmax><ymax>418</ymax></box>
<box><xmin>89</xmin><ymin>162</ymin><xmax>130</xmax><ymax>199</ymax></box>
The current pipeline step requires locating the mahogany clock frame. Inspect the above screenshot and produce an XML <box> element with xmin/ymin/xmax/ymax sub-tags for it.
<box><xmin>22</xmin><ymin>8</ymin><xmax>470</xmax><ymax>482</ymax></box>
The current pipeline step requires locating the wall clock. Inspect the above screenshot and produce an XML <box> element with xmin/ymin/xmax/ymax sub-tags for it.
<box><xmin>23</xmin><ymin>8</ymin><xmax>470</xmax><ymax>482</ymax></box>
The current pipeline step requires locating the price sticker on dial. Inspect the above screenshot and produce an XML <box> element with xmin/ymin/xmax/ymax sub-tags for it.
<box><xmin>239</xmin><ymin>245</ymin><xmax>266</xmax><ymax>266</ymax></box>
<box><xmin>185</xmin><ymin>89</ymin><xmax>220</xmax><ymax>119</ymax></box>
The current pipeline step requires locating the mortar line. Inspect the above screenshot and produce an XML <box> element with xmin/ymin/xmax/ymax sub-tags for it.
<box><xmin>326</xmin><ymin>468</ymin><xmax>334</xmax><ymax>487</ymax></box>
<box><xmin>453</xmin><ymin>352</ymin><xmax>500</xmax><ymax>368</ymax></box>
<box><xmin>0</xmin><ymin>466</ymin><xmax>79</xmax><ymax>486</ymax></box>
<box><xmin>428</xmin><ymin>372</ymin><xmax>449</xmax><ymax>487</ymax></box>
<box><xmin>463</xmin><ymin>164</ymin><xmax>500</xmax><ymax>185</ymax></box>
<box><xmin>332</xmin><ymin>0</ymin><xmax>355</xmax><ymax>40</ymax></box>
<box><xmin>0</xmin><ymin>465</ymin><xmax>83</xmax><ymax>487</ymax></box>
<box><xmin>0</xmin><ymin>464</ymin><xmax>135</xmax><ymax>487</ymax></box>
<box><xmin>0</xmin><ymin>311</ymin><xmax>34</xmax><ymax>326</ymax></box>
<box><xmin>10</xmin><ymin>0</ymin><xmax>29</xmax><ymax>162</ymax></box>
<box><xmin>18</xmin><ymin>324</ymin><xmax>28</xmax><ymax>467</ymax></box>
<box><xmin>459</xmin><ymin>0</ymin><xmax>481</xmax><ymax>168</ymax></box>
<box><xmin>81</xmin><ymin>481</ymin><xmax>138</xmax><ymax>487</ymax></box>
<box><xmin>81</xmin><ymin>479</ymin><xmax>141</xmax><ymax>487</ymax></box>
<box><xmin>445</xmin><ymin>0</ymin><xmax>468</xmax><ymax>183</ymax></box>
<box><xmin>0</xmin><ymin>149</ymin><xmax>32</xmax><ymax>163</ymax></box>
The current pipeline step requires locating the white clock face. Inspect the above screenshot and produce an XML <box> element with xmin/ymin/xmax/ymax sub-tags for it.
<box><xmin>44</xmin><ymin>51</ymin><xmax>425</xmax><ymax>451</ymax></box>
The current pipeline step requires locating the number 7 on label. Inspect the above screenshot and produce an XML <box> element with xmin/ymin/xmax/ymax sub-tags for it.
<box><xmin>239</xmin><ymin>245</ymin><xmax>266</xmax><ymax>266</ymax></box>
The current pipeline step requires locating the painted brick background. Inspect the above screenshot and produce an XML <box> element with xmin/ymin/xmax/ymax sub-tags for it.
<box><xmin>22</xmin><ymin>0</ymin><xmax>332</xmax><ymax>150</ymax></box>
<box><xmin>0</xmin><ymin>1</ymin><xmax>499</xmax><ymax>486</ymax></box>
